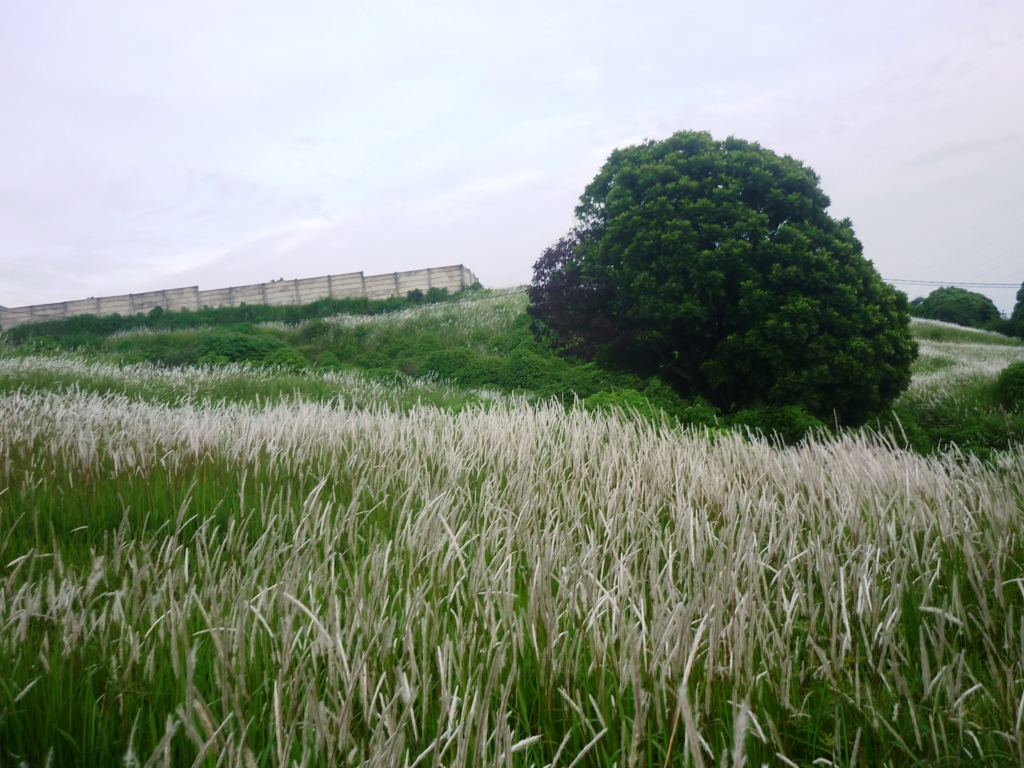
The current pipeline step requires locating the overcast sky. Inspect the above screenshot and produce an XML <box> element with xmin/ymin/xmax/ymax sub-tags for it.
<box><xmin>2</xmin><ymin>0</ymin><xmax>1023</xmax><ymax>313</ymax></box>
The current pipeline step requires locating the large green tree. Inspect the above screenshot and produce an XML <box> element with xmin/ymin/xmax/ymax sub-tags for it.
<box><xmin>1012</xmin><ymin>281</ymin><xmax>1024</xmax><ymax>323</ymax></box>
<box><xmin>910</xmin><ymin>286</ymin><xmax>1001</xmax><ymax>328</ymax></box>
<box><xmin>527</xmin><ymin>131</ymin><xmax>917</xmax><ymax>426</ymax></box>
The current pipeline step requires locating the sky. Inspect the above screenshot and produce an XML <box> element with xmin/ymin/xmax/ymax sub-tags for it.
<box><xmin>2</xmin><ymin>0</ymin><xmax>1023</xmax><ymax>313</ymax></box>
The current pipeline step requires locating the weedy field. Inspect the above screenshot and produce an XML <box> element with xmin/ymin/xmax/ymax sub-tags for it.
<box><xmin>1</xmin><ymin>297</ymin><xmax>1024</xmax><ymax>767</ymax></box>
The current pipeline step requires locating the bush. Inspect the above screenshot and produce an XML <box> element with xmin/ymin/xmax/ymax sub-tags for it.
<box><xmin>423</xmin><ymin>349</ymin><xmax>504</xmax><ymax>388</ymax></box>
<box><xmin>729</xmin><ymin>406</ymin><xmax>825</xmax><ymax>446</ymax></box>
<box><xmin>297</xmin><ymin>319</ymin><xmax>331</xmax><ymax>344</ymax></box>
<box><xmin>263</xmin><ymin>347</ymin><xmax>309</xmax><ymax>374</ymax></box>
<box><xmin>996</xmin><ymin>362</ymin><xmax>1024</xmax><ymax>411</ymax></box>
<box><xmin>583</xmin><ymin>389</ymin><xmax>665</xmax><ymax>422</ymax></box>
<box><xmin>197</xmin><ymin>332</ymin><xmax>285</xmax><ymax>364</ymax></box>
<box><xmin>871</xmin><ymin>409</ymin><xmax>932</xmax><ymax>453</ymax></box>
<box><xmin>355</xmin><ymin>350</ymin><xmax>393</xmax><ymax>372</ymax></box>
<box><xmin>315</xmin><ymin>351</ymin><xmax>343</xmax><ymax>370</ymax></box>
<box><xmin>583</xmin><ymin>387</ymin><xmax>720</xmax><ymax>428</ymax></box>
<box><xmin>527</xmin><ymin>130</ymin><xmax>916</xmax><ymax>426</ymax></box>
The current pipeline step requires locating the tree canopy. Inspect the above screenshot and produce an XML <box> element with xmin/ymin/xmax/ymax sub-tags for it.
<box><xmin>527</xmin><ymin>131</ymin><xmax>917</xmax><ymax>426</ymax></box>
<box><xmin>910</xmin><ymin>286</ymin><xmax>1002</xmax><ymax>328</ymax></box>
<box><xmin>1012</xmin><ymin>281</ymin><xmax>1024</xmax><ymax>323</ymax></box>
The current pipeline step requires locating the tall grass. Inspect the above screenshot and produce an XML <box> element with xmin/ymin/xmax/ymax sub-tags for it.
<box><xmin>0</xmin><ymin>355</ymin><xmax>493</xmax><ymax>410</ymax></box>
<box><xmin>909</xmin><ymin>317</ymin><xmax>1024</xmax><ymax>347</ymax></box>
<box><xmin>2</xmin><ymin>387</ymin><xmax>1023</xmax><ymax>765</ymax></box>
<box><xmin>895</xmin><ymin>322</ymin><xmax>1024</xmax><ymax>453</ymax></box>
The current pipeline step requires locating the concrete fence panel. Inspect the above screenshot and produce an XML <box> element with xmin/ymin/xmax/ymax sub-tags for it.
<box><xmin>98</xmin><ymin>296</ymin><xmax>132</xmax><ymax>316</ymax></box>
<box><xmin>66</xmin><ymin>298</ymin><xmax>101</xmax><ymax>317</ymax></box>
<box><xmin>432</xmin><ymin>265</ymin><xmax>468</xmax><ymax>293</ymax></box>
<box><xmin>130</xmin><ymin>290</ymin><xmax>170</xmax><ymax>313</ymax></box>
<box><xmin>1</xmin><ymin>264</ymin><xmax>478</xmax><ymax>330</ymax></box>
<box><xmin>24</xmin><ymin>302</ymin><xmax>69</xmax><ymax>321</ymax></box>
<box><xmin>396</xmin><ymin>269</ymin><xmax>431</xmax><ymax>295</ymax></box>
<box><xmin>198</xmin><ymin>288</ymin><xmax>231</xmax><ymax>309</ymax></box>
<box><xmin>165</xmin><ymin>287</ymin><xmax>200</xmax><ymax>312</ymax></box>
<box><xmin>363</xmin><ymin>273</ymin><xmax>400</xmax><ymax>300</ymax></box>
<box><xmin>297</xmin><ymin>276</ymin><xmax>331</xmax><ymax>304</ymax></box>
<box><xmin>232</xmin><ymin>284</ymin><xmax>265</xmax><ymax>306</ymax></box>
<box><xmin>263</xmin><ymin>281</ymin><xmax>298</xmax><ymax>307</ymax></box>
<box><xmin>328</xmin><ymin>272</ymin><xmax>365</xmax><ymax>299</ymax></box>
<box><xmin>3</xmin><ymin>308</ymin><xmax>34</xmax><ymax>327</ymax></box>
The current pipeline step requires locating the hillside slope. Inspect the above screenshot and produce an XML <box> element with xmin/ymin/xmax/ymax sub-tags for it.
<box><xmin>3</xmin><ymin>290</ymin><xmax>1024</xmax><ymax>453</ymax></box>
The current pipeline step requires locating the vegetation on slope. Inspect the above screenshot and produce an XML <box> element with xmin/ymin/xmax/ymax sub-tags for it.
<box><xmin>909</xmin><ymin>282</ymin><xmax>1024</xmax><ymax>340</ymax></box>
<box><xmin>2</xmin><ymin>278</ymin><xmax>1024</xmax><ymax>765</ymax></box>
<box><xmin>4</xmin><ymin>289</ymin><xmax>1024</xmax><ymax>454</ymax></box>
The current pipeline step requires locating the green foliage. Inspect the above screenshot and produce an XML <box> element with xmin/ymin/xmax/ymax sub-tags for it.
<box><xmin>425</xmin><ymin>286</ymin><xmax>449</xmax><ymax>303</ymax></box>
<box><xmin>495</xmin><ymin>349</ymin><xmax>566</xmax><ymax>393</ymax></box>
<box><xmin>22</xmin><ymin>335</ymin><xmax>60</xmax><ymax>353</ymax></box>
<box><xmin>528</xmin><ymin>130</ymin><xmax>917</xmax><ymax>426</ymax></box>
<box><xmin>897</xmin><ymin>376</ymin><xmax>1024</xmax><ymax>455</ymax></box>
<box><xmin>996</xmin><ymin>361</ymin><xmax>1024</xmax><ymax>411</ymax></box>
<box><xmin>315</xmin><ymin>350</ymin><xmax>342</xmax><ymax>370</ymax></box>
<box><xmin>910</xmin><ymin>286</ymin><xmax>1002</xmax><ymax>328</ymax></box>
<box><xmin>296</xmin><ymin>318</ymin><xmax>331</xmax><ymax>344</ymax></box>
<box><xmin>583</xmin><ymin>388</ymin><xmax>664</xmax><ymax>421</ymax></box>
<box><xmin>728</xmin><ymin>405</ymin><xmax>826</xmax><ymax>445</ymax></box>
<box><xmin>869</xmin><ymin>409</ymin><xmax>932</xmax><ymax>453</ymax></box>
<box><xmin>910</xmin><ymin>318</ymin><xmax>1023</xmax><ymax>346</ymax></box>
<box><xmin>263</xmin><ymin>346</ymin><xmax>309</xmax><ymax>373</ymax></box>
<box><xmin>583</xmin><ymin>386</ymin><xmax>721</xmax><ymax>429</ymax></box>
<box><xmin>1014</xmin><ymin>281</ymin><xmax>1024</xmax><ymax>323</ymax></box>
<box><xmin>5</xmin><ymin>288</ymin><xmax>1023</xmax><ymax>456</ymax></box>
<box><xmin>423</xmin><ymin>348</ymin><xmax>504</xmax><ymax>388</ymax></box>
<box><xmin>406</xmin><ymin>287</ymin><xmax>449</xmax><ymax>304</ymax></box>
<box><xmin>197</xmin><ymin>330</ymin><xmax>285</xmax><ymax>364</ymax></box>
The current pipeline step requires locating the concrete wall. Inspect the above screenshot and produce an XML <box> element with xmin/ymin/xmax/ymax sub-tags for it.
<box><xmin>0</xmin><ymin>264</ymin><xmax>480</xmax><ymax>330</ymax></box>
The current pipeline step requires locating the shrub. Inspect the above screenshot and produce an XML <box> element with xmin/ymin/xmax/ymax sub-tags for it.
<box><xmin>315</xmin><ymin>351</ymin><xmax>342</xmax><ymax>370</ymax></box>
<box><xmin>297</xmin><ymin>319</ymin><xmax>331</xmax><ymax>344</ymax></box>
<box><xmin>871</xmin><ymin>409</ymin><xmax>932</xmax><ymax>453</ymax></box>
<box><xmin>996</xmin><ymin>361</ymin><xmax>1024</xmax><ymax>411</ymax></box>
<box><xmin>729</xmin><ymin>405</ymin><xmax>826</xmax><ymax>446</ymax></box>
<box><xmin>423</xmin><ymin>349</ymin><xmax>503</xmax><ymax>388</ymax></box>
<box><xmin>197</xmin><ymin>332</ymin><xmax>285</xmax><ymax>363</ymax></box>
<box><xmin>263</xmin><ymin>347</ymin><xmax>309</xmax><ymax>374</ymax></box>
<box><xmin>583</xmin><ymin>389</ymin><xmax>663</xmax><ymax>422</ymax></box>
<box><xmin>583</xmin><ymin>386</ymin><xmax>721</xmax><ymax>428</ymax></box>
<box><xmin>425</xmin><ymin>287</ymin><xmax>448</xmax><ymax>303</ymax></box>
<box><xmin>496</xmin><ymin>350</ymin><xmax>566</xmax><ymax>394</ymax></box>
<box><xmin>355</xmin><ymin>350</ymin><xmax>393</xmax><ymax>371</ymax></box>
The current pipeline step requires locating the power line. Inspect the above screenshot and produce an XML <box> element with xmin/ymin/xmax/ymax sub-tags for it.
<box><xmin>885</xmin><ymin>279</ymin><xmax>1020</xmax><ymax>288</ymax></box>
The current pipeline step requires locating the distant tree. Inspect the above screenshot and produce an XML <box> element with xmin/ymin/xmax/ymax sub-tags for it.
<box><xmin>1012</xmin><ymin>281</ymin><xmax>1024</xmax><ymax>323</ymax></box>
<box><xmin>527</xmin><ymin>130</ymin><xmax>917</xmax><ymax>426</ymax></box>
<box><xmin>910</xmin><ymin>286</ymin><xmax>1002</xmax><ymax>328</ymax></box>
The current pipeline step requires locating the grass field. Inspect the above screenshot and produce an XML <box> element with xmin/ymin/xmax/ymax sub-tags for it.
<box><xmin>1</xmin><ymin>298</ymin><xmax>1024</xmax><ymax>766</ymax></box>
